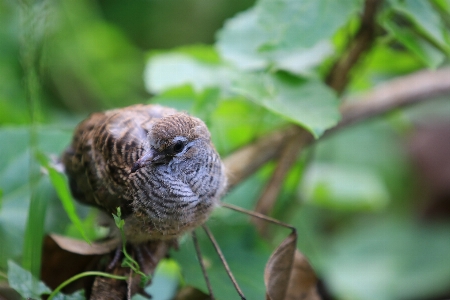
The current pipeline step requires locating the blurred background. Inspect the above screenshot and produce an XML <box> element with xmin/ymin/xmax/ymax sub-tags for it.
<box><xmin>0</xmin><ymin>0</ymin><xmax>255</xmax><ymax>120</ymax></box>
<box><xmin>1</xmin><ymin>0</ymin><xmax>450</xmax><ymax>299</ymax></box>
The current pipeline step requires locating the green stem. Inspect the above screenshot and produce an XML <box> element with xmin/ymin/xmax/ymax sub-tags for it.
<box><xmin>113</xmin><ymin>208</ymin><xmax>151</xmax><ymax>284</ymax></box>
<box><xmin>47</xmin><ymin>271</ymin><xmax>127</xmax><ymax>300</ymax></box>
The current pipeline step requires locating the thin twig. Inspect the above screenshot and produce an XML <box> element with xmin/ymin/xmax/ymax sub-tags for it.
<box><xmin>202</xmin><ymin>225</ymin><xmax>246</xmax><ymax>300</ymax></box>
<box><xmin>127</xmin><ymin>267</ymin><xmax>133</xmax><ymax>300</ymax></box>
<box><xmin>192</xmin><ymin>231</ymin><xmax>215</xmax><ymax>300</ymax></box>
<box><xmin>252</xmin><ymin>133</ymin><xmax>310</xmax><ymax>235</ymax></box>
<box><xmin>221</xmin><ymin>203</ymin><xmax>296</xmax><ymax>232</ymax></box>
<box><xmin>108</xmin><ymin>246</ymin><xmax>122</xmax><ymax>270</ymax></box>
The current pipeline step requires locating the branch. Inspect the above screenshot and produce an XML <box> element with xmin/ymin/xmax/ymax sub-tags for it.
<box><xmin>331</xmin><ymin>68</ymin><xmax>450</xmax><ymax>132</ymax></box>
<box><xmin>326</xmin><ymin>0</ymin><xmax>382</xmax><ymax>94</ymax></box>
<box><xmin>252</xmin><ymin>133</ymin><xmax>310</xmax><ymax>235</ymax></box>
<box><xmin>224</xmin><ymin>125</ymin><xmax>303</xmax><ymax>189</ymax></box>
<box><xmin>223</xmin><ymin>67</ymin><xmax>450</xmax><ymax>187</ymax></box>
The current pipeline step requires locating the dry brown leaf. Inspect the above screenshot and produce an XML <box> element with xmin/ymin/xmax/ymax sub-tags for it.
<box><xmin>41</xmin><ymin>234</ymin><xmax>103</xmax><ymax>292</ymax></box>
<box><xmin>42</xmin><ymin>234</ymin><xmax>172</xmax><ymax>299</ymax></box>
<box><xmin>265</xmin><ymin>231</ymin><xmax>297</xmax><ymax>300</ymax></box>
<box><xmin>285</xmin><ymin>250</ymin><xmax>320</xmax><ymax>300</ymax></box>
<box><xmin>265</xmin><ymin>231</ymin><xmax>321</xmax><ymax>300</ymax></box>
<box><xmin>49</xmin><ymin>233</ymin><xmax>120</xmax><ymax>255</ymax></box>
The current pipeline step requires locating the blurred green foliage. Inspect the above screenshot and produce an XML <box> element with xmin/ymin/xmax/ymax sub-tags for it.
<box><xmin>1</xmin><ymin>0</ymin><xmax>450</xmax><ymax>299</ymax></box>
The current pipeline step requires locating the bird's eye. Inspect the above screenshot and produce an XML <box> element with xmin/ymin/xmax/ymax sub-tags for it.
<box><xmin>172</xmin><ymin>140</ymin><xmax>185</xmax><ymax>153</ymax></box>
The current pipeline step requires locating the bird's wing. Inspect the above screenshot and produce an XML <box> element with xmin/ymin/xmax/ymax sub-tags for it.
<box><xmin>62</xmin><ymin>104</ymin><xmax>177</xmax><ymax>215</ymax></box>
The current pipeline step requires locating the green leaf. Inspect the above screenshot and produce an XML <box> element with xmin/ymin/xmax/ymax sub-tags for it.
<box><xmin>231</xmin><ymin>72</ymin><xmax>340</xmax><ymax>138</ymax></box>
<box><xmin>112</xmin><ymin>207</ymin><xmax>125</xmax><ymax>229</ymax></box>
<box><xmin>144</xmin><ymin>47</ymin><xmax>230</xmax><ymax>126</ymax></box>
<box><xmin>1</xmin><ymin>126</ymin><xmax>105</xmax><ymax>271</ymax></box>
<box><xmin>151</xmin><ymin>85</ymin><xmax>222</xmax><ymax>127</ymax></box>
<box><xmin>7</xmin><ymin>260</ymin><xmax>84</xmax><ymax>300</ymax></box>
<box><xmin>217</xmin><ymin>8</ymin><xmax>275</xmax><ymax>71</ymax></box>
<box><xmin>217</xmin><ymin>0</ymin><xmax>363</xmax><ymax>74</ymax></box>
<box><xmin>300</xmin><ymin>163</ymin><xmax>389</xmax><ymax>211</ymax></box>
<box><xmin>37</xmin><ymin>153</ymin><xmax>91</xmax><ymax>244</ymax></box>
<box><xmin>257</xmin><ymin>0</ymin><xmax>363</xmax><ymax>48</ymax></box>
<box><xmin>0</xmin><ymin>128</ymin><xmax>37</xmax><ymax>269</ymax></box>
<box><xmin>209</xmin><ymin>98</ymin><xmax>284</xmax><ymax>154</ymax></box>
<box><xmin>148</xmin><ymin>44</ymin><xmax>222</xmax><ymax>64</ymax></box>
<box><xmin>389</xmin><ymin>0</ymin><xmax>450</xmax><ymax>53</ymax></box>
<box><xmin>382</xmin><ymin>17</ymin><xmax>445</xmax><ymax>68</ymax></box>
<box><xmin>7</xmin><ymin>260</ymin><xmax>51</xmax><ymax>298</ymax></box>
<box><xmin>144</xmin><ymin>47</ymin><xmax>230</xmax><ymax>94</ymax></box>
<box><xmin>22</xmin><ymin>176</ymin><xmax>53</xmax><ymax>278</ymax></box>
<box><xmin>52</xmin><ymin>290</ymin><xmax>85</xmax><ymax>300</ymax></box>
<box><xmin>151</xmin><ymin>85</ymin><xmax>198</xmax><ymax>112</ymax></box>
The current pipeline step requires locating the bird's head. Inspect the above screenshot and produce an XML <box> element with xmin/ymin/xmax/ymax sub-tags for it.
<box><xmin>131</xmin><ymin>113</ymin><xmax>212</xmax><ymax>173</ymax></box>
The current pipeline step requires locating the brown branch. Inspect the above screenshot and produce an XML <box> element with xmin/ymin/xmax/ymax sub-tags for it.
<box><xmin>223</xmin><ymin>67</ymin><xmax>450</xmax><ymax>188</ymax></box>
<box><xmin>331</xmin><ymin>68</ymin><xmax>450</xmax><ymax>133</ymax></box>
<box><xmin>222</xmin><ymin>203</ymin><xmax>296</xmax><ymax>231</ymax></box>
<box><xmin>326</xmin><ymin>0</ymin><xmax>382</xmax><ymax>94</ymax></box>
<box><xmin>252</xmin><ymin>133</ymin><xmax>311</xmax><ymax>235</ymax></box>
<box><xmin>224</xmin><ymin>125</ymin><xmax>302</xmax><ymax>189</ymax></box>
<box><xmin>192</xmin><ymin>231</ymin><xmax>215</xmax><ymax>299</ymax></box>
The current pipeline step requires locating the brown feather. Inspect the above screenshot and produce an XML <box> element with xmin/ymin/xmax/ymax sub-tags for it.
<box><xmin>63</xmin><ymin>104</ymin><xmax>226</xmax><ymax>243</ymax></box>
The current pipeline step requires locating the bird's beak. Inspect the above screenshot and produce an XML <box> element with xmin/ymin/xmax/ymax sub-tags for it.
<box><xmin>131</xmin><ymin>148</ymin><xmax>156</xmax><ymax>173</ymax></box>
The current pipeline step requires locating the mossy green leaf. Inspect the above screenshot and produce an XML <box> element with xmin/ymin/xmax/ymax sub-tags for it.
<box><xmin>232</xmin><ymin>72</ymin><xmax>340</xmax><ymax>138</ymax></box>
<box><xmin>7</xmin><ymin>260</ymin><xmax>51</xmax><ymax>298</ymax></box>
<box><xmin>217</xmin><ymin>0</ymin><xmax>363</xmax><ymax>74</ymax></box>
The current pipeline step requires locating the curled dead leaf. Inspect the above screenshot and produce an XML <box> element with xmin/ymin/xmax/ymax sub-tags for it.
<box><xmin>41</xmin><ymin>234</ymin><xmax>105</xmax><ymax>293</ymax></box>
<box><xmin>265</xmin><ymin>231</ymin><xmax>320</xmax><ymax>300</ymax></box>
<box><xmin>285</xmin><ymin>250</ymin><xmax>320</xmax><ymax>300</ymax></box>
<box><xmin>41</xmin><ymin>234</ymin><xmax>172</xmax><ymax>299</ymax></box>
<box><xmin>265</xmin><ymin>231</ymin><xmax>297</xmax><ymax>300</ymax></box>
<box><xmin>49</xmin><ymin>233</ymin><xmax>120</xmax><ymax>255</ymax></box>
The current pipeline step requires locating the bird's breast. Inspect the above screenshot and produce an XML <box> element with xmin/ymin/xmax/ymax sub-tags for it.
<box><xmin>125</xmin><ymin>157</ymin><xmax>224</xmax><ymax>241</ymax></box>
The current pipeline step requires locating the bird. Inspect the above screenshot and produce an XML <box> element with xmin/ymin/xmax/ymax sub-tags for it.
<box><xmin>62</xmin><ymin>104</ymin><xmax>227</xmax><ymax>244</ymax></box>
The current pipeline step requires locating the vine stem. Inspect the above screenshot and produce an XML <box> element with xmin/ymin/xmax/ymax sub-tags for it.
<box><xmin>202</xmin><ymin>225</ymin><xmax>246</xmax><ymax>300</ymax></box>
<box><xmin>47</xmin><ymin>271</ymin><xmax>127</xmax><ymax>300</ymax></box>
<box><xmin>192</xmin><ymin>230</ymin><xmax>215</xmax><ymax>299</ymax></box>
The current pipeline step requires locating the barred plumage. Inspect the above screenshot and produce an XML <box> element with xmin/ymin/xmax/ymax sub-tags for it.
<box><xmin>62</xmin><ymin>104</ymin><xmax>227</xmax><ymax>243</ymax></box>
